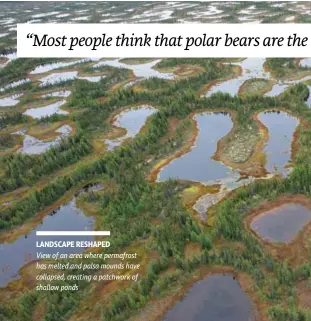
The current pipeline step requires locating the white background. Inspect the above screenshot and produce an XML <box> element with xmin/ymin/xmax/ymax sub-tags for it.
<box><xmin>17</xmin><ymin>23</ymin><xmax>311</xmax><ymax>58</ymax></box>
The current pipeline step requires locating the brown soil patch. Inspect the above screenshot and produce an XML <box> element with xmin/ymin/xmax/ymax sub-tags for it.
<box><xmin>156</xmin><ymin>64</ymin><xmax>204</xmax><ymax>79</ymax></box>
<box><xmin>245</xmin><ymin>195</ymin><xmax>311</xmax><ymax>267</ymax></box>
<box><xmin>297</xmin><ymin>280</ymin><xmax>311</xmax><ymax>309</ymax></box>
<box><xmin>27</xmin><ymin>120</ymin><xmax>76</xmax><ymax>140</ymax></box>
<box><xmin>160</xmin><ymin>118</ymin><xmax>179</xmax><ymax>144</ymax></box>
<box><xmin>184</xmin><ymin>242</ymin><xmax>201</xmax><ymax>260</ymax></box>
<box><xmin>174</xmin><ymin>64</ymin><xmax>204</xmax><ymax>78</ymax></box>
<box><xmin>96</xmin><ymin>96</ymin><xmax>108</xmax><ymax>104</ymax></box>
<box><xmin>0</xmin><ymin>57</ymin><xmax>8</xmax><ymax>64</ymax></box>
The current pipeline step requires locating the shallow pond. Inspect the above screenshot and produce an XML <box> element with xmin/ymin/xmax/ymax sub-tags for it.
<box><xmin>206</xmin><ymin>58</ymin><xmax>269</xmax><ymax>97</ymax></box>
<box><xmin>0</xmin><ymin>197</ymin><xmax>94</xmax><ymax>287</ymax></box>
<box><xmin>0</xmin><ymin>79</ymin><xmax>30</xmax><ymax>93</ymax></box>
<box><xmin>300</xmin><ymin>58</ymin><xmax>311</xmax><ymax>68</ymax></box>
<box><xmin>17</xmin><ymin>125</ymin><xmax>72</xmax><ymax>155</ymax></box>
<box><xmin>23</xmin><ymin>100</ymin><xmax>68</xmax><ymax>118</ymax></box>
<box><xmin>39</xmin><ymin>71</ymin><xmax>78</xmax><ymax>87</ymax></box>
<box><xmin>162</xmin><ymin>274</ymin><xmax>254</xmax><ymax>321</ymax></box>
<box><xmin>0</xmin><ymin>52</ymin><xmax>17</xmax><ymax>68</ymax></box>
<box><xmin>0</xmin><ymin>93</ymin><xmax>23</xmax><ymax>107</ymax></box>
<box><xmin>158</xmin><ymin>112</ymin><xmax>239</xmax><ymax>185</ymax></box>
<box><xmin>31</xmin><ymin>59</ymin><xmax>91</xmax><ymax>74</ymax></box>
<box><xmin>77</xmin><ymin>75</ymin><xmax>105</xmax><ymax>82</ymax></box>
<box><xmin>264</xmin><ymin>75</ymin><xmax>311</xmax><ymax>98</ymax></box>
<box><xmin>41</xmin><ymin>90</ymin><xmax>71</xmax><ymax>98</ymax></box>
<box><xmin>251</xmin><ymin>203</ymin><xmax>311</xmax><ymax>243</ymax></box>
<box><xmin>264</xmin><ymin>83</ymin><xmax>289</xmax><ymax>97</ymax></box>
<box><xmin>258</xmin><ymin>111</ymin><xmax>299</xmax><ymax>176</ymax></box>
<box><xmin>193</xmin><ymin>176</ymin><xmax>254</xmax><ymax>222</ymax></box>
<box><xmin>93</xmin><ymin>59</ymin><xmax>175</xmax><ymax>80</ymax></box>
<box><xmin>104</xmin><ymin>105</ymin><xmax>156</xmax><ymax>150</ymax></box>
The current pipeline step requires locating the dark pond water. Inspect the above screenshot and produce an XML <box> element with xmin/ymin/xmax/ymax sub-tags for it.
<box><xmin>158</xmin><ymin>112</ymin><xmax>239</xmax><ymax>185</ymax></box>
<box><xmin>251</xmin><ymin>203</ymin><xmax>311</xmax><ymax>244</ymax></box>
<box><xmin>0</xmin><ymin>183</ymin><xmax>103</xmax><ymax>287</ymax></box>
<box><xmin>257</xmin><ymin>111</ymin><xmax>299</xmax><ymax>176</ymax></box>
<box><xmin>162</xmin><ymin>274</ymin><xmax>254</xmax><ymax>321</ymax></box>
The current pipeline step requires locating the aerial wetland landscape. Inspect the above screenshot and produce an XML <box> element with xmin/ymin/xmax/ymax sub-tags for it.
<box><xmin>0</xmin><ymin>1</ymin><xmax>311</xmax><ymax>321</ymax></box>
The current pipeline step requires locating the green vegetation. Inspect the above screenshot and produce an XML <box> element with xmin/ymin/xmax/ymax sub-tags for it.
<box><xmin>266</xmin><ymin>58</ymin><xmax>311</xmax><ymax>79</ymax></box>
<box><xmin>219</xmin><ymin>123</ymin><xmax>260</xmax><ymax>164</ymax></box>
<box><xmin>0</xmin><ymin>58</ymin><xmax>61</xmax><ymax>86</ymax></box>
<box><xmin>280</xmin><ymin>82</ymin><xmax>310</xmax><ymax>102</ymax></box>
<box><xmin>0</xmin><ymin>135</ymin><xmax>93</xmax><ymax>200</ymax></box>
<box><xmin>239</xmin><ymin>78</ymin><xmax>274</xmax><ymax>97</ymax></box>
<box><xmin>1</xmin><ymin>6</ymin><xmax>311</xmax><ymax>317</ymax></box>
<box><xmin>119</xmin><ymin>58</ymin><xmax>155</xmax><ymax>65</ymax></box>
<box><xmin>1</xmin><ymin>62</ymin><xmax>311</xmax><ymax>320</ymax></box>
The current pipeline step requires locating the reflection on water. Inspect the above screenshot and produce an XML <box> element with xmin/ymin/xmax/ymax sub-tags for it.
<box><xmin>23</xmin><ymin>100</ymin><xmax>68</xmax><ymax>118</ymax></box>
<box><xmin>104</xmin><ymin>105</ymin><xmax>156</xmax><ymax>150</ymax></box>
<box><xmin>0</xmin><ymin>79</ymin><xmax>30</xmax><ymax>93</ymax></box>
<box><xmin>30</xmin><ymin>59</ymin><xmax>94</xmax><ymax>74</ymax></box>
<box><xmin>16</xmin><ymin>125</ymin><xmax>72</xmax><ymax>155</ymax></box>
<box><xmin>0</xmin><ymin>197</ymin><xmax>94</xmax><ymax>287</ymax></box>
<box><xmin>0</xmin><ymin>93</ymin><xmax>23</xmax><ymax>107</ymax></box>
<box><xmin>163</xmin><ymin>274</ymin><xmax>254</xmax><ymax>321</ymax></box>
<box><xmin>193</xmin><ymin>176</ymin><xmax>254</xmax><ymax>222</ymax></box>
<box><xmin>41</xmin><ymin>90</ymin><xmax>71</xmax><ymax>98</ymax></box>
<box><xmin>258</xmin><ymin>111</ymin><xmax>299</xmax><ymax>176</ymax></box>
<box><xmin>251</xmin><ymin>203</ymin><xmax>311</xmax><ymax>243</ymax></box>
<box><xmin>300</xmin><ymin>58</ymin><xmax>311</xmax><ymax>68</ymax></box>
<box><xmin>39</xmin><ymin>71</ymin><xmax>78</xmax><ymax>87</ymax></box>
<box><xmin>158</xmin><ymin>112</ymin><xmax>240</xmax><ymax>186</ymax></box>
<box><xmin>206</xmin><ymin>58</ymin><xmax>269</xmax><ymax>96</ymax></box>
<box><xmin>77</xmin><ymin>75</ymin><xmax>105</xmax><ymax>82</ymax></box>
<box><xmin>264</xmin><ymin>83</ymin><xmax>289</xmax><ymax>97</ymax></box>
<box><xmin>265</xmin><ymin>75</ymin><xmax>311</xmax><ymax>98</ymax></box>
<box><xmin>93</xmin><ymin>59</ymin><xmax>175</xmax><ymax>80</ymax></box>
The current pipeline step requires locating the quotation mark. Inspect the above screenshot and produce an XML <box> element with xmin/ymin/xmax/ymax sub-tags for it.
<box><xmin>27</xmin><ymin>33</ymin><xmax>35</xmax><ymax>39</ymax></box>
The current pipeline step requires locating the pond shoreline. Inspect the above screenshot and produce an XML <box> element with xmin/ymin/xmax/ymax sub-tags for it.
<box><xmin>245</xmin><ymin>195</ymin><xmax>311</xmax><ymax>267</ymax></box>
<box><xmin>131</xmin><ymin>266</ymin><xmax>265</xmax><ymax>321</ymax></box>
